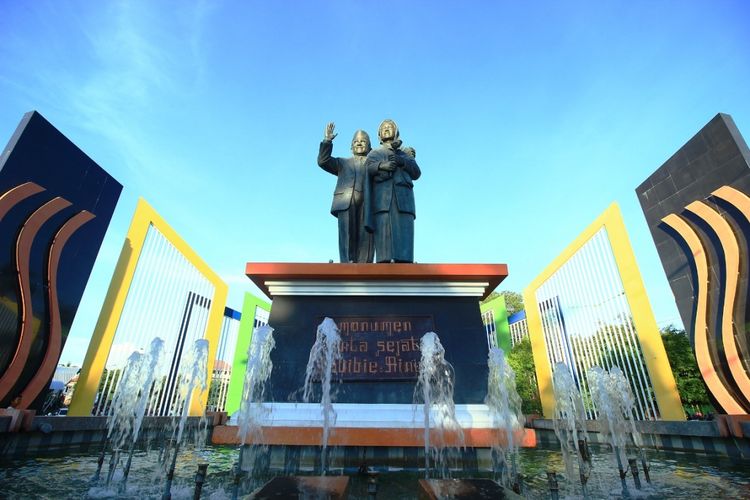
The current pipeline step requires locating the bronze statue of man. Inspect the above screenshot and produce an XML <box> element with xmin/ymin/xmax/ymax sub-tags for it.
<box><xmin>364</xmin><ymin>119</ymin><xmax>421</xmax><ymax>263</ymax></box>
<box><xmin>317</xmin><ymin>122</ymin><xmax>374</xmax><ymax>263</ymax></box>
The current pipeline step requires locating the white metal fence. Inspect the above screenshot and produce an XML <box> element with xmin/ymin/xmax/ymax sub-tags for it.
<box><xmin>92</xmin><ymin>224</ymin><xmax>215</xmax><ymax>417</ymax></box>
<box><xmin>535</xmin><ymin>227</ymin><xmax>658</xmax><ymax>420</ymax></box>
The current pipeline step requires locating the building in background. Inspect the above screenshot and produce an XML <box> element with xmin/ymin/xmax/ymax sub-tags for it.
<box><xmin>40</xmin><ymin>364</ymin><xmax>80</xmax><ymax>414</ymax></box>
<box><xmin>224</xmin><ymin>293</ymin><xmax>271</xmax><ymax>416</ymax></box>
<box><xmin>63</xmin><ymin>374</ymin><xmax>78</xmax><ymax>406</ymax></box>
<box><xmin>479</xmin><ymin>295</ymin><xmax>511</xmax><ymax>352</ymax></box>
<box><xmin>68</xmin><ymin>199</ymin><xmax>228</xmax><ymax>417</ymax></box>
<box><xmin>52</xmin><ymin>365</ymin><xmax>79</xmax><ymax>388</ymax></box>
<box><xmin>0</xmin><ymin>111</ymin><xmax>122</xmax><ymax>411</ymax></box>
<box><xmin>523</xmin><ymin>203</ymin><xmax>684</xmax><ymax>421</ymax></box>
<box><xmin>207</xmin><ymin>359</ymin><xmax>232</xmax><ymax>412</ymax></box>
<box><xmin>508</xmin><ymin>310</ymin><xmax>528</xmax><ymax>346</ymax></box>
<box><xmin>637</xmin><ymin>113</ymin><xmax>750</xmax><ymax>415</ymax></box>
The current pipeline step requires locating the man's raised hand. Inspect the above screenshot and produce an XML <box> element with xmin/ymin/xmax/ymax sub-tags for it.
<box><xmin>324</xmin><ymin>122</ymin><xmax>338</xmax><ymax>141</ymax></box>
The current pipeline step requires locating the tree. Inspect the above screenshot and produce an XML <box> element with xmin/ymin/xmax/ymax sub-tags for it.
<box><xmin>480</xmin><ymin>291</ymin><xmax>501</xmax><ymax>305</ymax></box>
<box><xmin>500</xmin><ymin>291</ymin><xmax>524</xmax><ymax>316</ymax></box>
<box><xmin>480</xmin><ymin>290</ymin><xmax>524</xmax><ymax>316</ymax></box>
<box><xmin>660</xmin><ymin>325</ymin><xmax>714</xmax><ymax>413</ymax></box>
<box><xmin>506</xmin><ymin>337</ymin><xmax>543</xmax><ymax>415</ymax></box>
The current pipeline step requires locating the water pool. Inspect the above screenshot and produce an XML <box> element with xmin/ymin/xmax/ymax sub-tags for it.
<box><xmin>1</xmin><ymin>444</ymin><xmax>749</xmax><ymax>499</ymax></box>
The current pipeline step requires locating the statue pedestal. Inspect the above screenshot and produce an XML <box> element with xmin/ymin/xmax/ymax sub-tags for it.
<box><xmin>212</xmin><ymin>402</ymin><xmax>536</xmax><ymax>447</ymax></box>
<box><xmin>246</xmin><ymin>262</ymin><xmax>508</xmax><ymax>405</ymax></box>
<box><xmin>217</xmin><ymin>262</ymin><xmax>525</xmax><ymax>451</ymax></box>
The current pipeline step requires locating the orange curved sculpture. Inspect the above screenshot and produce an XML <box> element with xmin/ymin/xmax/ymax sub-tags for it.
<box><xmin>18</xmin><ymin>210</ymin><xmax>95</xmax><ymax>408</ymax></box>
<box><xmin>661</xmin><ymin>213</ymin><xmax>745</xmax><ymax>414</ymax></box>
<box><xmin>685</xmin><ymin>200</ymin><xmax>750</xmax><ymax>406</ymax></box>
<box><xmin>0</xmin><ymin>197</ymin><xmax>71</xmax><ymax>402</ymax></box>
<box><xmin>0</xmin><ymin>182</ymin><xmax>45</xmax><ymax>221</ymax></box>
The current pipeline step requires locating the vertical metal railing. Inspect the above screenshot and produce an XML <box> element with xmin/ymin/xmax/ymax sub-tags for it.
<box><xmin>93</xmin><ymin>225</ymin><xmax>215</xmax><ymax>417</ymax></box>
<box><xmin>534</xmin><ymin>227</ymin><xmax>660</xmax><ymax>421</ymax></box>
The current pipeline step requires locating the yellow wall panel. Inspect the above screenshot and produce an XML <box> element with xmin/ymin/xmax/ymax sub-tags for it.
<box><xmin>69</xmin><ymin>198</ymin><xmax>228</xmax><ymax>417</ymax></box>
<box><xmin>523</xmin><ymin>203</ymin><xmax>684</xmax><ymax>420</ymax></box>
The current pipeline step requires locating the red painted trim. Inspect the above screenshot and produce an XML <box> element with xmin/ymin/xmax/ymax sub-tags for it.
<box><xmin>245</xmin><ymin>262</ymin><xmax>509</xmax><ymax>300</ymax></box>
<box><xmin>212</xmin><ymin>424</ymin><xmax>536</xmax><ymax>448</ymax></box>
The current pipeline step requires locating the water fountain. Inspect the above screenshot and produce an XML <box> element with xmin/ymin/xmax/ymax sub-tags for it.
<box><xmin>551</xmin><ymin>362</ymin><xmax>592</xmax><ymax>498</ymax></box>
<box><xmin>485</xmin><ymin>347</ymin><xmax>525</xmax><ymax>492</ymax></box>
<box><xmin>4</xmin><ymin>325</ymin><xmax>750</xmax><ymax>498</ymax></box>
<box><xmin>232</xmin><ymin>324</ymin><xmax>275</xmax><ymax>498</ymax></box>
<box><xmin>414</xmin><ymin>331</ymin><xmax>463</xmax><ymax>479</ymax></box>
<box><xmin>588</xmin><ymin>365</ymin><xmax>651</xmax><ymax>495</ymax></box>
<box><xmin>161</xmin><ymin>338</ymin><xmax>210</xmax><ymax>500</ymax></box>
<box><xmin>303</xmin><ymin>317</ymin><xmax>343</xmax><ymax>476</ymax></box>
<box><xmin>90</xmin><ymin>337</ymin><xmax>165</xmax><ymax>490</ymax></box>
<box><xmin>80</xmin><ymin>336</ymin><xmax>216</xmax><ymax>499</ymax></box>
<box><xmin>246</xmin><ymin>318</ymin><xmax>351</xmax><ymax>498</ymax></box>
<box><xmin>611</xmin><ymin>366</ymin><xmax>651</xmax><ymax>484</ymax></box>
<box><xmin>98</xmin><ymin>350</ymin><xmax>143</xmax><ymax>487</ymax></box>
<box><xmin>121</xmin><ymin>337</ymin><xmax>165</xmax><ymax>486</ymax></box>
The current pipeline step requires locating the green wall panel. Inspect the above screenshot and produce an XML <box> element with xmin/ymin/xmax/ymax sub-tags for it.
<box><xmin>480</xmin><ymin>295</ymin><xmax>511</xmax><ymax>352</ymax></box>
<box><xmin>224</xmin><ymin>292</ymin><xmax>271</xmax><ymax>416</ymax></box>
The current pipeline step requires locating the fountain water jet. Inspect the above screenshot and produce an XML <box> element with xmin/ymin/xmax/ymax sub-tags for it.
<box><xmin>588</xmin><ymin>365</ymin><xmax>651</xmax><ymax>494</ymax></box>
<box><xmin>611</xmin><ymin>366</ymin><xmax>651</xmax><ymax>483</ymax></box>
<box><xmin>588</xmin><ymin>366</ymin><xmax>629</xmax><ymax>494</ymax></box>
<box><xmin>89</xmin><ymin>337</ymin><xmax>165</xmax><ymax>495</ymax></box>
<box><xmin>303</xmin><ymin>317</ymin><xmax>342</xmax><ymax>475</ymax></box>
<box><xmin>121</xmin><ymin>338</ymin><xmax>165</xmax><ymax>487</ymax></box>
<box><xmin>485</xmin><ymin>347</ymin><xmax>525</xmax><ymax>491</ymax></box>
<box><xmin>232</xmin><ymin>324</ymin><xmax>275</xmax><ymax>499</ymax></box>
<box><xmin>93</xmin><ymin>349</ymin><xmax>145</xmax><ymax>487</ymax></box>
<box><xmin>161</xmin><ymin>338</ymin><xmax>209</xmax><ymax>500</ymax></box>
<box><xmin>414</xmin><ymin>331</ymin><xmax>463</xmax><ymax>479</ymax></box>
<box><xmin>552</xmin><ymin>362</ymin><xmax>592</xmax><ymax>498</ymax></box>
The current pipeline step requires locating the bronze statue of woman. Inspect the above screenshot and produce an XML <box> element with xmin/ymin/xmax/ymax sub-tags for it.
<box><xmin>364</xmin><ymin>119</ymin><xmax>421</xmax><ymax>263</ymax></box>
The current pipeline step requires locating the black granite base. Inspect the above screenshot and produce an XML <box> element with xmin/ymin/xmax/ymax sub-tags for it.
<box><xmin>266</xmin><ymin>295</ymin><xmax>489</xmax><ymax>404</ymax></box>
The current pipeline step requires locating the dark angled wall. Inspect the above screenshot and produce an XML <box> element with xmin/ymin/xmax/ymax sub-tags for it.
<box><xmin>636</xmin><ymin>112</ymin><xmax>750</xmax><ymax>414</ymax></box>
<box><xmin>0</xmin><ymin>111</ymin><xmax>122</xmax><ymax>411</ymax></box>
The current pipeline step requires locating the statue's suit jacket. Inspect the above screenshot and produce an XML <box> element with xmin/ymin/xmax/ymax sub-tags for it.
<box><xmin>317</xmin><ymin>140</ymin><xmax>367</xmax><ymax>215</ymax></box>
<box><xmin>365</xmin><ymin>145</ymin><xmax>421</xmax><ymax>217</ymax></box>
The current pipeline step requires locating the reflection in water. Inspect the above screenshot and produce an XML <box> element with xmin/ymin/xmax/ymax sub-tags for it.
<box><xmin>2</xmin><ymin>445</ymin><xmax>749</xmax><ymax>499</ymax></box>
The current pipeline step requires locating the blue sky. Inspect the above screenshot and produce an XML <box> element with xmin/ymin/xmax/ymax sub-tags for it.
<box><xmin>1</xmin><ymin>1</ymin><xmax>749</xmax><ymax>365</ymax></box>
